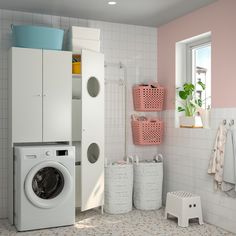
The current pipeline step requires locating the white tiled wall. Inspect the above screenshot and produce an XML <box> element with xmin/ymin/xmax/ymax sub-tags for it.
<box><xmin>0</xmin><ymin>9</ymin><xmax>158</xmax><ymax>218</ymax></box>
<box><xmin>0</xmin><ymin>8</ymin><xmax>235</xmax><ymax>235</ymax></box>
<box><xmin>160</xmin><ymin>108</ymin><xmax>236</xmax><ymax>233</ymax></box>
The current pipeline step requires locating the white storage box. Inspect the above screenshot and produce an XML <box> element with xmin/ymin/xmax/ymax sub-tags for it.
<box><xmin>104</xmin><ymin>162</ymin><xmax>133</xmax><ymax>214</ymax></box>
<box><xmin>68</xmin><ymin>38</ymin><xmax>100</xmax><ymax>53</ymax></box>
<box><xmin>133</xmin><ymin>155</ymin><xmax>163</xmax><ymax>210</ymax></box>
<box><xmin>69</xmin><ymin>26</ymin><xmax>100</xmax><ymax>40</ymax></box>
<box><xmin>72</xmin><ymin>99</ymin><xmax>82</xmax><ymax>141</ymax></box>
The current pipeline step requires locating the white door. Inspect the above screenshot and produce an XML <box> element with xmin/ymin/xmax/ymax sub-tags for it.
<box><xmin>11</xmin><ymin>47</ymin><xmax>42</xmax><ymax>142</ymax></box>
<box><xmin>81</xmin><ymin>50</ymin><xmax>104</xmax><ymax>211</ymax></box>
<box><xmin>25</xmin><ymin>161</ymin><xmax>73</xmax><ymax>209</ymax></box>
<box><xmin>42</xmin><ymin>50</ymin><xmax>72</xmax><ymax>142</ymax></box>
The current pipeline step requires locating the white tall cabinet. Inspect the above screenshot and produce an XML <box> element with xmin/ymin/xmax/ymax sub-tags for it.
<box><xmin>8</xmin><ymin>47</ymin><xmax>72</xmax><ymax>223</ymax></box>
<box><xmin>73</xmin><ymin>49</ymin><xmax>104</xmax><ymax>211</ymax></box>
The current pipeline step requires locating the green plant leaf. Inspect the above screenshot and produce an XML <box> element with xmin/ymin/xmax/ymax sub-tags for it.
<box><xmin>178</xmin><ymin>106</ymin><xmax>185</xmax><ymax>112</ymax></box>
<box><xmin>177</xmin><ymin>82</ymin><xmax>207</xmax><ymax>116</ymax></box>
<box><xmin>197</xmin><ymin>99</ymin><xmax>202</xmax><ymax>107</ymax></box>
<box><xmin>197</xmin><ymin>81</ymin><xmax>206</xmax><ymax>90</ymax></box>
<box><xmin>183</xmin><ymin>83</ymin><xmax>195</xmax><ymax>93</ymax></box>
<box><xmin>179</xmin><ymin>91</ymin><xmax>187</xmax><ymax>100</ymax></box>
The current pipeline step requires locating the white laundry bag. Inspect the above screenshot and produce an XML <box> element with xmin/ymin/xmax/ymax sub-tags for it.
<box><xmin>133</xmin><ymin>154</ymin><xmax>163</xmax><ymax>210</ymax></box>
<box><xmin>104</xmin><ymin>157</ymin><xmax>133</xmax><ymax>214</ymax></box>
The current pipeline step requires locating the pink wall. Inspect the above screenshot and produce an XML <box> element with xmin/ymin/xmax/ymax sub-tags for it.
<box><xmin>158</xmin><ymin>0</ymin><xmax>236</xmax><ymax>109</ymax></box>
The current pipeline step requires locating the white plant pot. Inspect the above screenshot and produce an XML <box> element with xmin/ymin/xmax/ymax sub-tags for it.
<box><xmin>197</xmin><ymin>108</ymin><xmax>210</xmax><ymax>129</ymax></box>
<box><xmin>179</xmin><ymin>116</ymin><xmax>203</xmax><ymax>128</ymax></box>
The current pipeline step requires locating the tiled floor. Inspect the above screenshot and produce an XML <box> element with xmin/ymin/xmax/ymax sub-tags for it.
<box><xmin>0</xmin><ymin>209</ymin><xmax>235</xmax><ymax>236</ymax></box>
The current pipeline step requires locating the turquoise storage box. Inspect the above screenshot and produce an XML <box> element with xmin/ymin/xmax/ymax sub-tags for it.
<box><xmin>12</xmin><ymin>25</ymin><xmax>64</xmax><ymax>50</ymax></box>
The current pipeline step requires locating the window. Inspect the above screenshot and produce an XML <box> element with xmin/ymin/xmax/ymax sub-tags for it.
<box><xmin>186</xmin><ymin>37</ymin><xmax>211</xmax><ymax>109</ymax></box>
<box><xmin>175</xmin><ymin>32</ymin><xmax>211</xmax><ymax>128</ymax></box>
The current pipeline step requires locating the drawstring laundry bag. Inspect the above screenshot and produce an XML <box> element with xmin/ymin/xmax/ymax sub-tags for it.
<box><xmin>133</xmin><ymin>154</ymin><xmax>163</xmax><ymax>210</ymax></box>
<box><xmin>104</xmin><ymin>157</ymin><xmax>133</xmax><ymax>214</ymax></box>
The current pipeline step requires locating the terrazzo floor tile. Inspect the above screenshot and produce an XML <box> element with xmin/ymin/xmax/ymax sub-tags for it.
<box><xmin>0</xmin><ymin>209</ymin><xmax>235</xmax><ymax>236</ymax></box>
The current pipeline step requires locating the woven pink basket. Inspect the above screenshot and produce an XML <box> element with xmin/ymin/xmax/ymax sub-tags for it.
<box><xmin>133</xmin><ymin>85</ymin><xmax>164</xmax><ymax>111</ymax></box>
<box><xmin>131</xmin><ymin>119</ymin><xmax>164</xmax><ymax>145</ymax></box>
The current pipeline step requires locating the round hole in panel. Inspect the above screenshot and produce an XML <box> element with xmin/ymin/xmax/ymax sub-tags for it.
<box><xmin>87</xmin><ymin>143</ymin><xmax>100</xmax><ymax>164</ymax></box>
<box><xmin>87</xmin><ymin>77</ymin><xmax>100</xmax><ymax>97</ymax></box>
<box><xmin>32</xmin><ymin>167</ymin><xmax>64</xmax><ymax>199</ymax></box>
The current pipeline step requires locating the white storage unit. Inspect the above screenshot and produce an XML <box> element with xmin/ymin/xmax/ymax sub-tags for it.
<box><xmin>72</xmin><ymin>49</ymin><xmax>104</xmax><ymax>211</ymax></box>
<box><xmin>133</xmin><ymin>158</ymin><xmax>163</xmax><ymax>210</ymax></box>
<box><xmin>8</xmin><ymin>47</ymin><xmax>72</xmax><ymax>224</ymax></box>
<box><xmin>9</xmin><ymin>47</ymin><xmax>72</xmax><ymax>143</ymax></box>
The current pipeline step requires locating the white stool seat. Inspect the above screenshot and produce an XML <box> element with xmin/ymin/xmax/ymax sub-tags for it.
<box><xmin>165</xmin><ymin>191</ymin><xmax>204</xmax><ymax>227</ymax></box>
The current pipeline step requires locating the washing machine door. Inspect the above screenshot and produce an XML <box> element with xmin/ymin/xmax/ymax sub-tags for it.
<box><xmin>24</xmin><ymin>161</ymin><xmax>73</xmax><ymax>209</ymax></box>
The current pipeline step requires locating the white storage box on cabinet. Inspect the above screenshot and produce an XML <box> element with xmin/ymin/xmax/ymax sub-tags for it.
<box><xmin>133</xmin><ymin>155</ymin><xmax>163</xmax><ymax>210</ymax></box>
<box><xmin>69</xmin><ymin>26</ymin><xmax>100</xmax><ymax>40</ymax></box>
<box><xmin>68</xmin><ymin>26</ymin><xmax>100</xmax><ymax>53</ymax></box>
<box><xmin>68</xmin><ymin>39</ymin><xmax>100</xmax><ymax>53</ymax></box>
<box><xmin>9</xmin><ymin>47</ymin><xmax>72</xmax><ymax>143</ymax></box>
<box><xmin>104</xmin><ymin>163</ymin><xmax>133</xmax><ymax>214</ymax></box>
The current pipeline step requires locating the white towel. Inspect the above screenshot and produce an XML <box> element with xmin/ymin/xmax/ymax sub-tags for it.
<box><xmin>223</xmin><ymin>128</ymin><xmax>235</xmax><ymax>184</ymax></box>
<box><xmin>222</xmin><ymin>127</ymin><xmax>236</xmax><ymax>197</ymax></box>
<box><xmin>208</xmin><ymin>124</ymin><xmax>228</xmax><ymax>190</ymax></box>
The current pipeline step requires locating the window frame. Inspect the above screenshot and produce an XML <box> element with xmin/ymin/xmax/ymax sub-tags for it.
<box><xmin>186</xmin><ymin>36</ymin><xmax>211</xmax><ymax>109</ymax></box>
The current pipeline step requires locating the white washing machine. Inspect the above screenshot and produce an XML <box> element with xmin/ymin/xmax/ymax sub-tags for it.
<box><xmin>14</xmin><ymin>145</ymin><xmax>75</xmax><ymax>231</ymax></box>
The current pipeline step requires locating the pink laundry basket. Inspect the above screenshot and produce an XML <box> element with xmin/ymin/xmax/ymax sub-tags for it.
<box><xmin>131</xmin><ymin>119</ymin><xmax>164</xmax><ymax>145</ymax></box>
<box><xmin>133</xmin><ymin>85</ymin><xmax>164</xmax><ymax>111</ymax></box>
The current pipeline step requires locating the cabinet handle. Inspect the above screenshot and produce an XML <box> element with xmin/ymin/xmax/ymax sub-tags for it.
<box><xmin>34</xmin><ymin>94</ymin><xmax>41</xmax><ymax>97</ymax></box>
<box><xmin>43</xmin><ymin>94</ymin><xmax>46</xmax><ymax>97</ymax></box>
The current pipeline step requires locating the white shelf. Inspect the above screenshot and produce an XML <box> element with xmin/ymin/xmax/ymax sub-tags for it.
<box><xmin>72</xmin><ymin>74</ymin><xmax>81</xmax><ymax>79</ymax></box>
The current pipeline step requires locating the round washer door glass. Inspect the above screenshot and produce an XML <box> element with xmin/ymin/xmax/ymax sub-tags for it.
<box><xmin>32</xmin><ymin>167</ymin><xmax>64</xmax><ymax>199</ymax></box>
<box><xmin>25</xmin><ymin>161</ymin><xmax>73</xmax><ymax>209</ymax></box>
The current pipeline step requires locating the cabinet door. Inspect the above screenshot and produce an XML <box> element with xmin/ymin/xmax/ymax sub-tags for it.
<box><xmin>81</xmin><ymin>50</ymin><xmax>104</xmax><ymax>211</ymax></box>
<box><xmin>11</xmin><ymin>47</ymin><xmax>42</xmax><ymax>142</ymax></box>
<box><xmin>42</xmin><ymin>50</ymin><xmax>72</xmax><ymax>142</ymax></box>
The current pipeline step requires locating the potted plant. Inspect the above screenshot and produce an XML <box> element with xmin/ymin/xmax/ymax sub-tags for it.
<box><xmin>177</xmin><ymin>82</ymin><xmax>205</xmax><ymax>128</ymax></box>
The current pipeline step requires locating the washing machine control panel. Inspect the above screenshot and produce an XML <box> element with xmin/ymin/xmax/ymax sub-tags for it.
<box><xmin>56</xmin><ymin>150</ymin><xmax>68</xmax><ymax>156</ymax></box>
<box><xmin>45</xmin><ymin>151</ymin><xmax>52</xmax><ymax>156</ymax></box>
<box><xmin>44</xmin><ymin>149</ymin><xmax>71</xmax><ymax>158</ymax></box>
